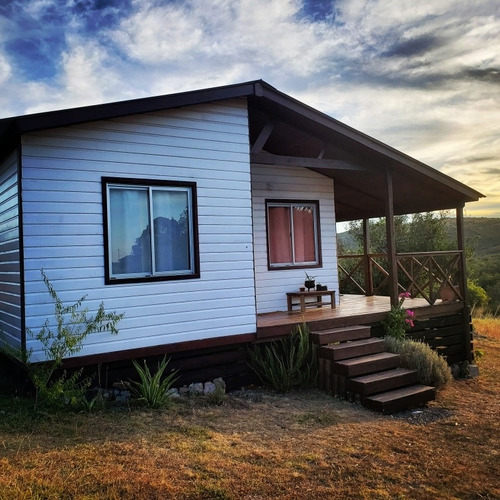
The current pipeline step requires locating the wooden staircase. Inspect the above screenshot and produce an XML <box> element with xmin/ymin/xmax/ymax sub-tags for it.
<box><xmin>312</xmin><ymin>325</ymin><xmax>436</xmax><ymax>414</ymax></box>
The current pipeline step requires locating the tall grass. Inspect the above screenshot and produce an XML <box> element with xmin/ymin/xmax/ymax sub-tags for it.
<box><xmin>473</xmin><ymin>315</ymin><xmax>500</xmax><ymax>341</ymax></box>
<box><xmin>471</xmin><ymin>304</ymin><xmax>500</xmax><ymax>319</ymax></box>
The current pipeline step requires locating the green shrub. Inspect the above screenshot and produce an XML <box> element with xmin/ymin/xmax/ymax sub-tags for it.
<box><xmin>468</xmin><ymin>280</ymin><xmax>489</xmax><ymax>308</ymax></box>
<box><xmin>382</xmin><ymin>292</ymin><xmax>414</xmax><ymax>339</ymax></box>
<box><xmin>31</xmin><ymin>366</ymin><xmax>92</xmax><ymax>410</ymax></box>
<box><xmin>384</xmin><ymin>336</ymin><xmax>452</xmax><ymax>389</ymax></box>
<box><xmin>247</xmin><ymin>323</ymin><xmax>317</xmax><ymax>392</ymax></box>
<box><xmin>1</xmin><ymin>269</ymin><xmax>124</xmax><ymax>411</ymax></box>
<box><xmin>129</xmin><ymin>356</ymin><xmax>179</xmax><ymax>408</ymax></box>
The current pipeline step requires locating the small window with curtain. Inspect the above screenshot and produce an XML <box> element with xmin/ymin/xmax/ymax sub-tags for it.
<box><xmin>266</xmin><ymin>200</ymin><xmax>321</xmax><ymax>269</ymax></box>
<box><xmin>103</xmin><ymin>177</ymin><xmax>199</xmax><ymax>284</ymax></box>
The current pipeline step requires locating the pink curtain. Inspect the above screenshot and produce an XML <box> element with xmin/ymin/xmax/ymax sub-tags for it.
<box><xmin>268</xmin><ymin>206</ymin><xmax>292</xmax><ymax>264</ymax></box>
<box><xmin>293</xmin><ymin>206</ymin><xmax>315</xmax><ymax>262</ymax></box>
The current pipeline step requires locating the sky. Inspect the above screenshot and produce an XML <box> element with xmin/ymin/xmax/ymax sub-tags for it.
<box><xmin>0</xmin><ymin>0</ymin><xmax>499</xmax><ymax>218</ymax></box>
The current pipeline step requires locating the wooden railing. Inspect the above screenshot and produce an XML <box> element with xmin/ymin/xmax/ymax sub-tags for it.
<box><xmin>338</xmin><ymin>251</ymin><xmax>465</xmax><ymax>305</ymax></box>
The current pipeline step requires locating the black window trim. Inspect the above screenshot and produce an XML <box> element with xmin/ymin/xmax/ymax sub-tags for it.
<box><xmin>102</xmin><ymin>176</ymin><xmax>200</xmax><ymax>285</ymax></box>
<box><xmin>265</xmin><ymin>198</ymin><xmax>322</xmax><ymax>271</ymax></box>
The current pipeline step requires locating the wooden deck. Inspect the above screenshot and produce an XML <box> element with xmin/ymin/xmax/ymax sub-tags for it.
<box><xmin>256</xmin><ymin>294</ymin><xmax>466</xmax><ymax>339</ymax></box>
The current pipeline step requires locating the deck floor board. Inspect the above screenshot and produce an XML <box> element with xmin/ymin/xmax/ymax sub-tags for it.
<box><xmin>256</xmin><ymin>294</ymin><xmax>464</xmax><ymax>338</ymax></box>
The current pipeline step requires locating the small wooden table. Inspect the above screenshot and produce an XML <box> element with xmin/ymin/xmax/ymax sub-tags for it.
<box><xmin>286</xmin><ymin>290</ymin><xmax>336</xmax><ymax>313</ymax></box>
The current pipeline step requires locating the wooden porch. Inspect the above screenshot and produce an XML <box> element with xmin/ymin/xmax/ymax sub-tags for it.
<box><xmin>257</xmin><ymin>294</ymin><xmax>466</xmax><ymax>337</ymax></box>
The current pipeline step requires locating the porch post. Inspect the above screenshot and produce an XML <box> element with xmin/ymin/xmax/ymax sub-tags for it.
<box><xmin>456</xmin><ymin>205</ymin><xmax>468</xmax><ymax>305</ymax></box>
<box><xmin>385</xmin><ymin>168</ymin><xmax>398</xmax><ymax>307</ymax></box>
<box><xmin>456</xmin><ymin>204</ymin><xmax>473</xmax><ymax>362</ymax></box>
<box><xmin>363</xmin><ymin>219</ymin><xmax>374</xmax><ymax>295</ymax></box>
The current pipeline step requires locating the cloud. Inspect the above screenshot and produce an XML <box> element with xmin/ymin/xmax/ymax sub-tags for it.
<box><xmin>0</xmin><ymin>0</ymin><xmax>499</xmax><ymax>217</ymax></box>
<box><xmin>0</xmin><ymin>52</ymin><xmax>11</xmax><ymax>85</ymax></box>
<box><xmin>382</xmin><ymin>34</ymin><xmax>444</xmax><ymax>58</ymax></box>
<box><xmin>465</xmin><ymin>67</ymin><xmax>500</xmax><ymax>84</ymax></box>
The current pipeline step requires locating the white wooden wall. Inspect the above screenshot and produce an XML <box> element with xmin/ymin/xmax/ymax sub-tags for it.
<box><xmin>21</xmin><ymin>99</ymin><xmax>257</xmax><ymax>361</ymax></box>
<box><xmin>251</xmin><ymin>164</ymin><xmax>339</xmax><ymax>313</ymax></box>
<box><xmin>0</xmin><ymin>151</ymin><xmax>22</xmax><ymax>350</ymax></box>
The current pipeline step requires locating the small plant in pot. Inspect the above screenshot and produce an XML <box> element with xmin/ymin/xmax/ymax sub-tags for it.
<box><xmin>304</xmin><ymin>272</ymin><xmax>315</xmax><ymax>291</ymax></box>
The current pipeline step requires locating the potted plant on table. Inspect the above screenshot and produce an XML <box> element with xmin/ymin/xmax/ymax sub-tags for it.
<box><xmin>304</xmin><ymin>272</ymin><xmax>315</xmax><ymax>291</ymax></box>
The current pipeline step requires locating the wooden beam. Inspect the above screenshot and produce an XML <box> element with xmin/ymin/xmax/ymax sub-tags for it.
<box><xmin>385</xmin><ymin>168</ymin><xmax>399</xmax><ymax>307</ymax></box>
<box><xmin>456</xmin><ymin>204</ymin><xmax>473</xmax><ymax>362</ymax></box>
<box><xmin>251</xmin><ymin>121</ymin><xmax>275</xmax><ymax>153</ymax></box>
<box><xmin>363</xmin><ymin>219</ymin><xmax>374</xmax><ymax>296</ymax></box>
<box><xmin>456</xmin><ymin>207</ymin><xmax>468</xmax><ymax>304</ymax></box>
<box><xmin>251</xmin><ymin>152</ymin><xmax>369</xmax><ymax>171</ymax></box>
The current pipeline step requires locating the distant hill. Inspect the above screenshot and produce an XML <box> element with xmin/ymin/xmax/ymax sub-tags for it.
<box><xmin>336</xmin><ymin>230</ymin><xmax>357</xmax><ymax>253</ymax></box>
<box><xmin>444</xmin><ymin>217</ymin><xmax>500</xmax><ymax>258</ymax></box>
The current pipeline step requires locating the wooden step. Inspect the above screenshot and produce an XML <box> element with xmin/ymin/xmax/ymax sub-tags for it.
<box><xmin>363</xmin><ymin>385</ymin><xmax>436</xmax><ymax>414</ymax></box>
<box><xmin>311</xmin><ymin>325</ymin><xmax>371</xmax><ymax>345</ymax></box>
<box><xmin>346</xmin><ymin>368</ymin><xmax>419</xmax><ymax>396</ymax></box>
<box><xmin>332</xmin><ymin>352</ymin><xmax>400</xmax><ymax>377</ymax></box>
<box><xmin>318</xmin><ymin>338</ymin><xmax>387</xmax><ymax>361</ymax></box>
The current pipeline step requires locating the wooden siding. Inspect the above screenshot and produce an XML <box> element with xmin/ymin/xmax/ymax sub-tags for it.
<box><xmin>0</xmin><ymin>151</ymin><xmax>22</xmax><ymax>350</ymax></box>
<box><xmin>251</xmin><ymin>165</ymin><xmax>338</xmax><ymax>314</ymax></box>
<box><xmin>21</xmin><ymin>99</ymin><xmax>257</xmax><ymax>362</ymax></box>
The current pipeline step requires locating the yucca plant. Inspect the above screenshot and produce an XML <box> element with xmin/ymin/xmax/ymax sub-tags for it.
<box><xmin>129</xmin><ymin>356</ymin><xmax>179</xmax><ymax>408</ymax></box>
<box><xmin>248</xmin><ymin>323</ymin><xmax>317</xmax><ymax>392</ymax></box>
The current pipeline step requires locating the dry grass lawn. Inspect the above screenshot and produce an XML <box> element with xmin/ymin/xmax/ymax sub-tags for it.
<box><xmin>1</xmin><ymin>319</ymin><xmax>499</xmax><ymax>499</ymax></box>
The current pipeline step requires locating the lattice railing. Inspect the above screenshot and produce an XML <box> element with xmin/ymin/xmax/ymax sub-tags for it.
<box><xmin>338</xmin><ymin>251</ymin><xmax>464</xmax><ymax>305</ymax></box>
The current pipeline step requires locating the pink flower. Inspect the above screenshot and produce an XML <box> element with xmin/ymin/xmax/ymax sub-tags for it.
<box><xmin>405</xmin><ymin>309</ymin><xmax>415</xmax><ymax>328</ymax></box>
<box><xmin>399</xmin><ymin>292</ymin><xmax>411</xmax><ymax>300</ymax></box>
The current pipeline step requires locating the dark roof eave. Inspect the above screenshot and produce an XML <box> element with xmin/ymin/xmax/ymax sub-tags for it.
<box><xmin>251</xmin><ymin>82</ymin><xmax>484</xmax><ymax>202</ymax></box>
<box><xmin>0</xmin><ymin>79</ymin><xmax>485</xmax><ymax>204</ymax></box>
<box><xmin>1</xmin><ymin>80</ymin><xmax>262</xmax><ymax>136</ymax></box>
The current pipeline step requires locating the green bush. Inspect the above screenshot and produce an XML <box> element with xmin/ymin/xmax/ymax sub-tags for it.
<box><xmin>247</xmin><ymin>323</ymin><xmax>317</xmax><ymax>392</ymax></box>
<box><xmin>384</xmin><ymin>336</ymin><xmax>452</xmax><ymax>389</ymax></box>
<box><xmin>31</xmin><ymin>366</ymin><xmax>92</xmax><ymax>410</ymax></box>
<box><xmin>468</xmin><ymin>280</ymin><xmax>489</xmax><ymax>308</ymax></box>
<box><xmin>1</xmin><ymin>269</ymin><xmax>124</xmax><ymax>411</ymax></box>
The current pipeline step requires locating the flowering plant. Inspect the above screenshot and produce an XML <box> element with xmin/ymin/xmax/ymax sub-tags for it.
<box><xmin>383</xmin><ymin>292</ymin><xmax>415</xmax><ymax>339</ymax></box>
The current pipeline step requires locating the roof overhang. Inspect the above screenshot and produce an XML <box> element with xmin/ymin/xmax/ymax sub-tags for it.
<box><xmin>0</xmin><ymin>80</ymin><xmax>484</xmax><ymax>222</ymax></box>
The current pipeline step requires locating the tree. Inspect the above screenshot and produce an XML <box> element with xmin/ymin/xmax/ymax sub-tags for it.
<box><xmin>342</xmin><ymin>212</ymin><xmax>490</xmax><ymax>306</ymax></box>
<box><xmin>347</xmin><ymin>212</ymin><xmax>455</xmax><ymax>254</ymax></box>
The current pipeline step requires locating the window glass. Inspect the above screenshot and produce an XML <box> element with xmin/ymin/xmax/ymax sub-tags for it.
<box><xmin>109</xmin><ymin>187</ymin><xmax>151</xmax><ymax>276</ymax></box>
<box><xmin>268</xmin><ymin>206</ymin><xmax>292</xmax><ymax>265</ymax></box>
<box><xmin>152</xmin><ymin>190</ymin><xmax>190</xmax><ymax>273</ymax></box>
<box><xmin>292</xmin><ymin>206</ymin><xmax>316</xmax><ymax>263</ymax></box>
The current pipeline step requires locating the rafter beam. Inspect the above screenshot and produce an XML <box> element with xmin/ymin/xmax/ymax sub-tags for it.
<box><xmin>250</xmin><ymin>152</ymin><xmax>369</xmax><ymax>171</ymax></box>
<box><xmin>250</xmin><ymin>121</ymin><xmax>275</xmax><ymax>153</ymax></box>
